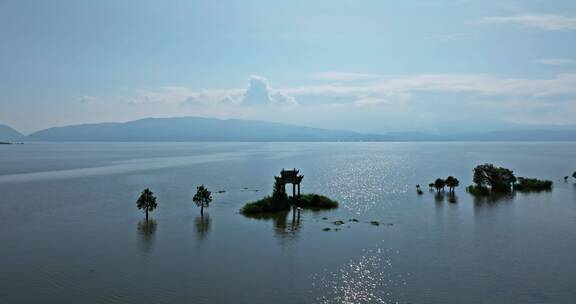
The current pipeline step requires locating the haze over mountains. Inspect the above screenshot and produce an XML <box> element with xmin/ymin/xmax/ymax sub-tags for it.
<box><xmin>0</xmin><ymin>124</ymin><xmax>24</xmax><ymax>141</ymax></box>
<box><xmin>2</xmin><ymin>117</ymin><xmax>576</xmax><ymax>142</ymax></box>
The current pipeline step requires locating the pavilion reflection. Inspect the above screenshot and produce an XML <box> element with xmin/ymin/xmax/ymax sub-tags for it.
<box><xmin>243</xmin><ymin>208</ymin><xmax>302</xmax><ymax>239</ymax></box>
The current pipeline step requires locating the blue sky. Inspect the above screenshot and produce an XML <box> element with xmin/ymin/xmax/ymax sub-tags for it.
<box><xmin>1</xmin><ymin>0</ymin><xmax>576</xmax><ymax>133</ymax></box>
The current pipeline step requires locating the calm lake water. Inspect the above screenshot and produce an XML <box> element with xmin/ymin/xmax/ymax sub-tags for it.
<box><xmin>0</xmin><ymin>142</ymin><xmax>575</xmax><ymax>304</ymax></box>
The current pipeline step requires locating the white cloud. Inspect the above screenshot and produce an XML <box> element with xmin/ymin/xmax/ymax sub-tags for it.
<box><xmin>310</xmin><ymin>72</ymin><xmax>382</xmax><ymax>81</ymax></box>
<box><xmin>241</xmin><ymin>75</ymin><xmax>297</xmax><ymax>106</ymax></box>
<box><xmin>480</xmin><ymin>14</ymin><xmax>576</xmax><ymax>31</ymax></box>
<box><xmin>536</xmin><ymin>58</ymin><xmax>576</xmax><ymax>65</ymax></box>
<box><xmin>74</xmin><ymin>73</ymin><xmax>576</xmax><ymax>132</ymax></box>
<box><xmin>286</xmin><ymin>73</ymin><xmax>576</xmax><ymax>98</ymax></box>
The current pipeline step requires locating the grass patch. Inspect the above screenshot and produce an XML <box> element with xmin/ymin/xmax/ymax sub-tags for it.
<box><xmin>241</xmin><ymin>196</ymin><xmax>290</xmax><ymax>214</ymax></box>
<box><xmin>294</xmin><ymin>194</ymin><xmax>338</xmax><ymax>209</ymax></box>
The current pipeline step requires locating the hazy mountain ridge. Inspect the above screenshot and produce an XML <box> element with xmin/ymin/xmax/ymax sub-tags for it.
<box><xmin>0</xmin><ymin>124</ymin><xmax>24</xmax><ymax>141</ymax></box>
<box><xmin>6</xmin><ymin>117</ymin><xmax>576</xmax><ymax>142</ymax></box>
<box><xmin>26</xmin><ymin>117</ymin><xmax>377</xmax><ymax>142</ymax></box>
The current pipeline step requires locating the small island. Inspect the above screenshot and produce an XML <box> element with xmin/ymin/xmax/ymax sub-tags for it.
<box><xmin>241</xmin><ymin>169</ymin><xmax>338</xmax><ymax>214</ymax></box>
<box><xmin>467</xmin><ymin>163</ymin><xmax>553</xmax><ymax>195</ymax></box>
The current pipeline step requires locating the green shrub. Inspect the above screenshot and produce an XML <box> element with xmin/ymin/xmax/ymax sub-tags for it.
<box><xmin>241</xmin><ymin>196</ymin><xmax>290</xmax><ymax>214</ymax></box>
<box><xmin>294</xmin><ymin>194</ymin><xmax>338</xmax><ymax>209</ymax></box>
<box><xmin>513</xmin><ymin>177</ymin><xmax>553</xmax><ymax>192</ymax></box>
<box><xmin>466</xmin><ymin>185</ymin><xmax>491</xmax><ymax>196</ymax></box>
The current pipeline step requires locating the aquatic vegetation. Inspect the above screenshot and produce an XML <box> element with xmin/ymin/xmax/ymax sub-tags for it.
<box><xmin>370</xmin><ymin>221</ymin><xmax>380</xmax><ymax>226</ymax></box>
<box><xmin>513</xmin><ymin>177</ymin><xmax>553</xmax><ymax>192</ymax></box>
<box><xmin>333</xmin><ymin>220</ymin><xmax>345</xmax><ymax>226</ymax></box>
<box><xmin>466</xmin><ymin>185</ymin><xmax>491</xmax><ymax>196</ymax></box>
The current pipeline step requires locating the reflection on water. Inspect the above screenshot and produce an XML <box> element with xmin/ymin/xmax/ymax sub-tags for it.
<box><xmin>434</xmin><ymin>192</ymin><xmax>445</xmax><ymax>205</ymax></box>
<box><xmin>137</xmin><ymin>219</ymin><xmax>157</xmax><ymax>254</ymax></box>
<box><xmin>243</xmin><ymin>209</ymin><xmax>301</xmax><ymax>239</ymax></box>
<box><xmin>447</xmin><ymin>192</ymin><xmax>458</xmax><ymax>204</ymax></box>
<box><xmin>194</xmin><ymin>214</ymin><xmax>211</xmax><ymax>242</ymax></box>
<box><xmin>312</xmin><ymin>247</ymin><xmax>406</xmax><ymax>304</ymax></box>
<box><xmin>473</xmin><ymin>192</ymin><xmax>516</xmax><ymax>206</ymax></box>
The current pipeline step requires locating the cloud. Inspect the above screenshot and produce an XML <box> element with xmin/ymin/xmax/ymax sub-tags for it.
<box><xmin>82</xmin><ymin>73</ymin><xmax>576</xmax><ymax>131</ymax></box>
<box><xmin>125</xmin><ymin>86</ymin><xmax>243</xmax><ymax>106</ymax></box>
<box><xmin>479</xmin><ymin>14</ymin><xmax>576</xmax><ymax>31</ymax></box>
<box><xmin>536</xmin><ymin>58</ymin><xmax>576</xmax><ymax>65</ymax></box>
<box><xmin>286</xmin><ymin>73</ymin><xmax>576</xmax><ymax>98</ymax></box>
<box><xmin>241</xmin><ymin>75</ymin><xmax>297</xmax><ymax>106</ymax></box>
<box><xmin>78</xmin><ymin>95</ymin><xmax>97</xmax><ymax>103</ymax></box>
<box><xmin>310</xmin><ymin>72</ymin><xmax>382</xmax><ymax>81</ymax></box>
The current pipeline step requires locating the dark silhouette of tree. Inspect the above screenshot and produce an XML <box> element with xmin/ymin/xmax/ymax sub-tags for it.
<box><xmin>428</xmin><ymin>183</ymin><xmax>434</xmax><ymax>191</ymax></box>
<box><xmin>472</xmin><ymin>163</ymin><xmax>516</xmax><ymax>193</ymax></box>
<box><xmin>193</xmin><ymin>185</ymin><xmax>212</xmax><ymax>216</ymax></box>
<box><xmin>434</xmin><ymin>178</ymin><xmax>446</xmax><ymax>192</ymax></box>
<box><xmin>136</xmin><ymin>188</ymin><xmax>158</xmax><ymax>220</ymax></box>
<box><xmin>573</xmin><ymin>171</ymin><xmax>576</xmax><ymax>179</ymax></box>
<box><xmin>445</xmin><ymin>176</ymin><xmax>460</xmax><ymax>192</ymax></box>
<box><xmin>565</xmin><ymin>176</ymin><xmax>569</xmax><ymax>182</ymax></box>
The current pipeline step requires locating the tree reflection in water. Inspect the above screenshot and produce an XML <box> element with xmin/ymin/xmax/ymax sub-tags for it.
<box><xmin>194</xmin><ymin>214</ymin><xmax>211</xmax><ymax>242</ymax></box>
<box><xmin>137</xmin><ymin>219</ymin><xmax>157</xmax><ymax>254</ymax></box>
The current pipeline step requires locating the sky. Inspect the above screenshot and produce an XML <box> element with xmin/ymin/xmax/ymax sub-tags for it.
<box><xmin>1</xmin><ymin>0</ymin><xmax>576</xmax><ymax>134</ymax></box>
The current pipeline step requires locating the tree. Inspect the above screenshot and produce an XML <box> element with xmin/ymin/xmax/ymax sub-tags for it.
<box><xmin>472</xmin><ymin>163</ymin><xmax>516</xmax><ymax>193</ymax></box>
<box><xmin>445</xmin><ymin>176</ymin><xmax>460</xmax><ymax>192</ymax></box>
<box><xmin>272</xmin><ymin>179</ymin><xmax>288</xmax><ymax>202</ymax></box>
<box><xmin>136</xmin><ymin>188</ymin><xmax>158</xmax><ymax>220</ymax></box>
<box><xmin>428</xmin><ymin>183</ymin><xmax>434</xmax><ymax>191</ymax></box>
<box><xmin>434</xmin><ymin>178</ymin><xmax>446</xmax><ymax>192</ymax></box>
<box><xmin>193</xmin><ymin>185</ymin><xmax>212</xmax><ymax>216</ymax></box>
<box><xmin>573</xmin><ymin>171</ymin><xmax>576</xmax><ymax>179</ymax></box>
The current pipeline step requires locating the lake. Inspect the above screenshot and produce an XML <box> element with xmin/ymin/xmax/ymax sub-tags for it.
<box><xmin>0</xmin><ymin>142</ymin><xmax>575</xmax><ymax>303</ymax></box>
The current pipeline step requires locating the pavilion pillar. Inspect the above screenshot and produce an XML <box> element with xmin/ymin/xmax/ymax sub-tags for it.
<box><xmin>297</xmin><ymin>184</ymin><xmax>300</xmax><ymax>196</ymax></box>
<box><xmin>292</xmin><ymin>184</ymin><xmax>296</xmax><ymax>197</ymax></box>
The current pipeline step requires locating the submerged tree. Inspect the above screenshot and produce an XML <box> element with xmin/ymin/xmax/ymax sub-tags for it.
<box><xmin>136</xmin><ymin>188</ymin><xmax>158</xmax><ymax>220</ymax></box>
<box><xmin>472</xmin><ymin>163</ymin><xmax>516</xmax><ymax>193</ymax></box>
<box><xmin>193</xmin><ymin>185</ymin><xmax>213</xmax><ymax>216</ymax></box>
<box><xmin>434</xmin><ymin>178</ymin><xmax>446</xmax><ymax>192</ymax></box>
<box><xmin>445</xmin><ymin>176</ymin><xmax>460</xmax><ymax>192</ymax></box>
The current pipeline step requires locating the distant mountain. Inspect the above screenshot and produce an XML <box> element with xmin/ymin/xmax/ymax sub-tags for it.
<box><xmin>27</xmin><ymin>117</ymin><xmax>382</xmax><ymax>142</ymax></box>
<box><xmin>25</xmin><ymin>117</ymin><xmax>576</xmax><ymax>142</ymax></box>
<box><xmin>0</xmin><ymin>124</ymin><xmax>24</xmax><ymax>141</ymax></box>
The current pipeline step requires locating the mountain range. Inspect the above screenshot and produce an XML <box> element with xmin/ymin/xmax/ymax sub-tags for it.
<box><xmin>2</xmin><ymin>117</ymin><xmax>576</xmax><ymax>142</ymax></box>
<box><xmin>0</xmin><ymin>124</ymin><xmax>24</xmax><ymax>141</ymax></box>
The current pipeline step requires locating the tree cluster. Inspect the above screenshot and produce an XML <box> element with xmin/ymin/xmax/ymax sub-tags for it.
<box><xmin>428</xmin><ymin>176</ymin><xmax>460</xmax><ymax>192</ymax></box>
